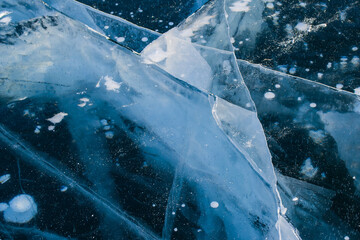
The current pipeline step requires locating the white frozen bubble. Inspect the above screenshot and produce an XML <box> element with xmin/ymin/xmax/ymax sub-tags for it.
<box><xmin>229</xmin><ymin>0</ymin><xmax>251</xmax><ymax>12</ymax></box>
<box><xmin>174</xmin><ymin>228</ymin><xmax>178</xmax><ymax>232</ymax></box>
<box><xmin>210</xmin><ymin>201</ymin><xmax>219</xmax><ymax>208</ymax></box>
<box><xmin>266</xmin><ymin>2</ymin><xmax>274</xmax><ymax>9</ymax></box>
<box><xmin>317</xmin><ymin>73</ymin><xmax>323</xmax><ymax>79</ymax></box>
<box><xmin>0</xmin><ymin>174</ymin><xmax>11</xmax><ymax>184</ymax></box>
<box><xmin>351</xmin><ymin>56</ymin><xmax>359</xmax><ymax>66</ymax></box>
<box><xmin>34</xmin><ymin>125</ymin><xmax>41</xmax><ymax>134</ymax></box>
<box><xmin>327</xmin><ymin>62</ymin><xmax>332</xmax><ymax>68</ymax></box>
<box><xmin>336</xmin><ymin>83</ymin><xmax>343</xmax><ymax>89</ymax></box>
<box><xmin>310</xmin><ymin>103</ymin><xmax>317</xmax><ymax>108</ymax></box>
<box><xmin>48</xmin><ymin>125</ymin><xmax>55</xmax><ymax>131</ymax></box>
<box><xmin>105</xmin><ymin>131</ymin><xmax>114</xmax><ymax>139</ymax></box>
<box><xmin>354</xmin><ymin>87</ymin><xmax>360</xmax><ymax>96</ymax></box>
<box><xmin>141</xmin><ymin>37</ymin><xmax>149</xmax><ymax>42</ymax></box>
<box><xmin>344</xmin><ymin>236</ymin><xmax>350</xmax><ymax>240</ymax></box>
<box><xmin>289</xmin><ymin>67</ymin><xmax>296</xmax><ymax>74</ymax></box>
<box><xmin>181</xmin><ymin>203</ymin><xmax>185</xmax><ymax>208</ymax></box>
<box><xmin>300</xmin><ymin>158</ymin><xmax>318</xmax><ymax>178</ymax></box>
<box><xmin>295</xmin><ymin>22</ymin><xmax>309</xmax><ymax>31</ymax></box>
<box><xmin>4</xmin><ymin>194</ymin><xmax>38</xmax><ymax>224</ymax></box>
<box><xmin>115</xmin><ymin>36</ymin><xmax>125</xmax><ymax>43</ymax></box>
<box><xmin>275</xmin><ymin>84</ymin><xmax>281</xmax><ymax>88</ymax></box>
<box><xmin>0</xmin><ymin>203</ymin><xmax>9</xmax><ymax>212</ymax></box>
<box><xmin>100</xmin><ymin>119</ymin><xmax>108</xmax><ymax>126</ymax></box>
<box><xmin>60</xmin><ymin>186</ymin><xmax>68</xmax><ymax>192</ymax></box>
<box><xmin>292</xmin><ymin>197</ymin><xmax>299</xmax><ymax>202</ymax></box>
<box><xmin>264</xmin><ymin>92</ymin><xmax>276</xmax><ymax>100</ymax></box>
<box><xmin>46</xmin><ymin>112</ymin><xmax>68</xmax><ymax>124</ymax></box>
<box><xmin>352</xmin><ymin>46</ymin><xmax>358</xmax><ymax>51</ymax></box>
<box><xmin>168</xmin><ymin>22</ymin><xmax>174</xmax><ymax>26</ymax></box>
<box><xmin>78</xmin><ymin>98</ymin><xmax>90</xmax><ymax>107</ymax></box>
<box><xmin>278</xmin><ymin>65</ymin><xmax>287</xmax><ymax>73</ymax></box>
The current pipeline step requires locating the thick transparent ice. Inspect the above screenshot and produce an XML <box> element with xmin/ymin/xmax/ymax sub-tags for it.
<box><xmin>1</xmin><ymin>0</ymin><xmax>359</xmax><ymax>239</ymax></box>
<box><xmin>0</xmin><ymin>10</ymin><xmax>291</xmax><ymax>239</ymax></box>
<box><xmin>238</xmin><ymin>59</ymin><xmax>360</xmax><ymax>239</ymax></box>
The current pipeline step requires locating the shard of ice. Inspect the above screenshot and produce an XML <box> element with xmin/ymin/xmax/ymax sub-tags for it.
<box><xmin>43</xmin><ymin>0</ymin><xmax>161</xmax><ymax>52</ymax></box>
<box><xmin>238</xmin><ymin>60</ymin><xmax>360</xmax><ymax>239</ymax></box>
<box><xmin>224</xmin><ymin>0</ymin><xmax>360</xmax><ymax>93</ymax></box>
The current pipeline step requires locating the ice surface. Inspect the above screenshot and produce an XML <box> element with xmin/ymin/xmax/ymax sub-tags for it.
<box><xmin>238</xmin><ymin>59</ymin><xmax>360</xmax><ymax>238</ymax></box>
<box><xmin>0</xmin><ymin>8</ymin><xmax>293</xmax><ymax>239</ymax></box>
<box><xmin>0</xmin><ymin>0</ymin><xmax>359</xmax><ymax>239</ymax></box>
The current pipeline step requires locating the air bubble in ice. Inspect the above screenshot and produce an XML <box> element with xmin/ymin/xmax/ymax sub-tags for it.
<box><xmin>4</xmin><ymin>194</ymin><xmax>38</xmax><ymax>224</ymax></box>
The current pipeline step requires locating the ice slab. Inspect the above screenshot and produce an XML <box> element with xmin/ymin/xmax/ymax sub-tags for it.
<box><xmin>277</xmin><ymin>172</ymin><xmax>360</xmax><ymax>240</ymax></box>
<box><xmin>239</xmin><ymin>59</ymin><xmax>360</xmax><ymax>238</ymax></box>
<box><xmin>0</xmin><ymin>13</ymin><xmax>291</xmax><ymax>239</ymax></box>
<box><xmin>238</xmin><ymin>59</ymin><xmax>360</xmax><ymax>193</ymax></box>
<box><xmin>223</xmin><ymin>0</ymin><xmax>360</xmax><ymax>92</ymax></box>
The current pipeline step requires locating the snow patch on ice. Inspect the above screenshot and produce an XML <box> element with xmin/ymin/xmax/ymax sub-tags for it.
<box><xmin>101</xmin><ymin>75</ymin><xmax>122</xmax><ymax>92</ymax></box>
